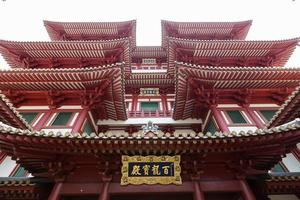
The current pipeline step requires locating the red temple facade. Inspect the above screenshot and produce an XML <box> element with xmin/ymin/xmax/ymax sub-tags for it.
<box><xmin>0</xmin><ymin>20</ymin><xmax>300</xmax><ymax>200</ymax></box>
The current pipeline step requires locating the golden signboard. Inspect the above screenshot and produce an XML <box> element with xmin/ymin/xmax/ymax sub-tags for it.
<box><xmin>121</xmin><ymin>155</ymin><xmax>182</xmax><ymax>185</ymax></box>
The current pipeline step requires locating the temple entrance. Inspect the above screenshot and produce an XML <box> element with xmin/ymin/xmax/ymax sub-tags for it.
<box><xmin>60</xmin><ymin>196</ymin><xmax>98</xmax><ymax>200</ymax></box>
<box><xmin>204</xmin><ymin>192</ymin><xmax>243</xmax><ymax>200</ymax></box>
<box><xmin>110</xmin><ymin>193</ymin><xmax>193</xmax><ymax>200</ymax></box>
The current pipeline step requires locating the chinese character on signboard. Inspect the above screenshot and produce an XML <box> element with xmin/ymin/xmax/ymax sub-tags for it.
<box><xmin>121</xmin><ymin>155</ymin><xmax>181</xmax><ymax>185</ymax></box>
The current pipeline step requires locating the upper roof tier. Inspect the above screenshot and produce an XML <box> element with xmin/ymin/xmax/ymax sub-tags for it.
<box><xmin>0</xmin><ymin>93</ymin><xmax>31</xmax><ymax>130</ymax></box>
<box><xmin>44</xmin><ymin>20</ymin><xmax>136</xmax><ymax>46</ymax></box>
<box><xmin>173</xmin><ymin>62</ymin><xmax>300</xmax><ymax>120</ymax></box>
<box><xmin>268</xmin><ymin>86</ymin><xmax>300</xmax><ymax>127</ymax></box>
<box><xmin>167</xmin><ymin>38</ymin><xmax>300</xmax><ymax>76</ymax></box>
<box><xmin>0</xmin><ymin>63</ymin><xmax>127</xmax><ymax>120</ymax></box>
<box><xmin>161</xmin><ymin>20</ymin><xmax>252</xmax><ymax>48</ymax></box>
<box><xmin>0</xmin><ymin>39</ymin><xmax>131</xmax><ymax>76</ymax></box>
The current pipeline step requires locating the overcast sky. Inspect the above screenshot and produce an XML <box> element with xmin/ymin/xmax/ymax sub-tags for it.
<box><xmin>0</xmin><ymin>0</ymin><xmax>299</xmax><ymax>69</ymax></box>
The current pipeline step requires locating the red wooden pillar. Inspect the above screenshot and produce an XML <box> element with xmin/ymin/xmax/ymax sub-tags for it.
<box><xmin>161</xmin><ymin>94</ymin><xmax>168</xmax><ymax>112</ymax></box>
<box><xmin>71</xmin><ymin>109</ymin><xmax>88</xmax><ymax>133</ymax></box>
<box><xmin>239</xmin><ymin>179</ymin><xmax>256</xmax><ymax>200</ymax></box>
<box><xmin>193</xmin><ymin>181</ymin><xmax>205</xmax><ymax>200</ymax></box>
<box><xmin>98</xmin><ymin>174</ymin><xmax>112</xmax><ymax>200</ymax></box>
<box><xmin>191</xmin><ymin>175</ymin><xmax>205</xmax><ymax>200</ymax></box>
<box><xmin>210</xmin><ymin>105</ymin><xmax>230</xmax><ymax>133</ymax></box>
<box><xmin>98</xmin><ymin>180</ymin><xmax>111</xmax><ymax>200</ymax></box>
<box><xmin>243</xmin><ymin>106</ymin><xmax>264</xmax><ymax>129</ymax></box>
<box><xmin>34</xmin><ymin>110</ymin><xmax>53</xmax><ymax>131</ymax></box>
<box><xmin>132</xmin><ymin>94</ymin><xmax>139</xmax><ymax>111</ymax></box>
<box><xmin>48</xmin><ymin>182</ymin><xmax>62</xmax><ymax>200</ymax></box>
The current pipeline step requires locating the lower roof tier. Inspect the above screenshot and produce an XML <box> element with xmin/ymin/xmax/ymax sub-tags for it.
<box><xmin>0</xmin><ymin>39</ymin><xmax>131</xmax><ymax>76</ymax></box>
<box><xmin>1</xmin><ymin>173</ymin><xmax>299</xmax><ymax>199</ymax></box>
<box><xmin>268</xmin><ymin>86</ymin><xmax>300</xmax><ymax>128</ymax></box>
<box><xmin>167</xmin><ymin>37</ymin><xmax>300</xmax><ymax>76</ymax></box>
<box><xmin>173</xmin><ymin>63</ymin><xmax>300</xmax><ymax>120</ymax></box>
<box><xmin>0</xmin><ymin>121</ymin><xmax>299</xmax><ymax>177</ymax></box>
<box><xmin>1</xmin><ymin>62</ymin><xmax>300</xmax><ymax>120</ymax></box>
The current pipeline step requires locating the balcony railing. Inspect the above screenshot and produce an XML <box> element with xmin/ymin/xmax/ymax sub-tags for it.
<box><xmin>127</xmin><ymin>110</ymin><xmax>172</xmax><ymax>118</ymax></box>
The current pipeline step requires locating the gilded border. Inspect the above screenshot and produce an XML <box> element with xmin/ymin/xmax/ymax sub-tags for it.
<box><xmin>121</xmin><ymin>155</ymin><xmax>181</xmax><ymax>185</ymax></box>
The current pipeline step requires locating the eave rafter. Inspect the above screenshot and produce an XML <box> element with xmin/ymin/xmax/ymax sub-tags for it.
<box><xmin>125</xmin><ymin>73</ymin><xmax>174</xmax><ymax>91</ymax></box>
<box><xmin>266</xmin><ymin>173</ymin><xmax>300</xmax><ymax>195</ymax></box>
<box><xmin>131</xmin><ymin>46</ymin><xmax>167</xmax><ymax>63</ymax></box>
<box><xmin>0</xmin><ymin>93</ymin><xmax>31</xmax><ymax>130</ymax></box>
<box><xmin>167</xmin><ymin>37</ymin><xmax>300</xmax><ymax>76</ymax></box>
<box><xmin>0</xmin><ymin>39</ymin><xmax>131</xmax><ymax>76</ymax></box>
<box><xmin>268</xmin><ymin>85</ymin><xmax>300</xmax><ymax>127</ymax></box>
<box><xmin>0</xmin><ymin>122</ymin><xmax>300</xmax><ymax>178</ymax></box>
<box><xmin>173</xmin><ymin>63</ymin><xmax>300</xmax><ymax>120</ymax></box>
<box><xmin>0</xmin><ymin>63</ymin><xmax>127</xmax><ymax>120</ymax></box>
<box><xmin>161</xmin><ymin>20</ymin><xmax>253</xmax><ymax>48</ymax></box>
<box><xmin>44</xmin><ymin>20</ymin><xmax>137</xmax><ymax>47</ymax></box>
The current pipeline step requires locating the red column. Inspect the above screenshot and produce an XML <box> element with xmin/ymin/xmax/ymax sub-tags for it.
<box><xmin>34</xmin><ymin>110</ymin><xmax>53</xmax><ymax>131</ymax></box>
<box><xmin>210</xmin><ymin>105</ymin><xmax>230</xmax><ymax>133</ymax></box>
<box><xmin>193</xmin><ymin>181</ymin><xmax>205</xmax><ymax>200</ymax></box>
<box><xmin>132</xmin><ymin>94</ymin><xmax>139</xmax><ymax>111</ymax></box>
<box><xmin>48</xmin><ymin>182</ymin><xmax>62</xmax><ymax>200</ymax></box>
<box><xmin>239</xmin><ymin>179</ymin><xmax>256</xmax><ymax>200</ymax></box>
<box><xmin>98</xmin><ymin>181</ymin><xmax>110</xmax><ymax>200</ymax></box>
<box><xmin>71</xmin><ymin>109</ymin><xmax>88</xmax><ymax>134</ymax></box>
<box><xmin>161</xmin><ymin>94</ymin><xmax>168</xmax><ymax>112</ymax></box>
<box><xmin>243</xmin><ymin>106</ymin><xmax>264</xmax><ymax>129</ymax></box>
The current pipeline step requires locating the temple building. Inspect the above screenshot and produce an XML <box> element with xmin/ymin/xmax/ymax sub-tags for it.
<box><xmin>0</xmin><ymin>20</ymin><xmax>300</xmax><ymax>199</ymax></box>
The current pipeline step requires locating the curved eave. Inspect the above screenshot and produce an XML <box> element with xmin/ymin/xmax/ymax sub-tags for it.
<box><xmin>167</xmin><ymin>37</ymin><xmax>300</xmax><ymax>76</ymax></box>
<box><xmin>268</xmin><ymin>86</ymin><xmax>300</xmax><ymax>128</ymax></box>
<box><xmin>0</xmin><ymin>94</ymin><xmax>31</xmax><ymax>130</ymax></box>
<box><xmin>0</xmin><ymin>122</ymin><xmax>299</xmax><ymax>153</ymax></box>
<box><xmin>266</xmin><ymin>173</ymin><xmax>300</xmax><ymax>195</ymax></box>
<box><xmin>44</xmin><ymin>20</ymin><xmax>137</xmax><ymax>46</ymax></box>
<box><xmin>0</xmin><ymin>177</ymin><xmax>51</xmax><ymax>200</ymax></box>
<box><xmin>125</xmin><ymin>73</ymin><xmax>174</xmax><ymax>89</ymax></box>
<box><xmin>0</xmin><ymin>39</ymin><xmax>131</xmax><ymax>76</ymax></box>
<box><xmin>0</xmin><ymin>64</ymin><xmax>121</xmax><ymax>90</ymax></box>
<box><xmin>132</xmin><ymin>46</ymin><xmax>167</xmax><ymax>59</ymax></box>
<box><xmin>0</xmin><ymin>123</ymin><xmax>300</xmax><ymax>176</ymax></box>
<box><xmin>162</xmin><ymin>20</ymin><xmax>253</xmax><ymax>47</ymax></box>
<box><xmin>0</xmin><ymin>63</ymin><xmax>127</xmax><ymax>121</ymax></box>
<box><xmin>173</xmin><ymin>62</ymin><xmax>300</xmax><ymax>120</ymax></box>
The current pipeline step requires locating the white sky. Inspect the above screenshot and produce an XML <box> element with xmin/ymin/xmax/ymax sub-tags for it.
<box><xmin>0</xmin><ymin>0</ymin><xmax>300</xmax><ymax>69</ymax></box>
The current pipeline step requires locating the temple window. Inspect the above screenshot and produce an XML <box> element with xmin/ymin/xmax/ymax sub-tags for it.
<box><xmin>226</xmin><ymin>110</ymin><xmax>248</xmax><ymax>124</ymax></box>
<box><xmin>19</xmin><ymin>112</ymin><xmax>39</xmax><ymax>124</ymax></box>
<box><xmin>204</xmin><ymin>118</ymin><xmax>218</xmax><ymax>134</ymax></box>
<box><xmin>271</xmin><ymin>162</ymin><xmax>287</xmax><ymax>173</ymax></box>
<box><xmin>83</xmin><ymin>121</ymin><xmax>93</xmax><ymax>135</ymax></box>
<box><xmin>11</xmin><ymin>166</ymin><xmax>27</xmax><ymax>177</ymax></box>
<box><xmin>140</xmin><ymin>102</ymin><xmax>159</xmax><ymax>111</ymax></box>
<box><xmin>142</xmin><ymin>58</ymin><xmax>156</xmax><ymax>64</ymax></box>
<box><xmin>258</xmin><ymin>110</ymin><xmax>277</xmax><ymax>122</ymax></box>
<box><xmin>50</xmin><ymin>112</ymin><xmax>73</xmax><ymax>126</ymax></box>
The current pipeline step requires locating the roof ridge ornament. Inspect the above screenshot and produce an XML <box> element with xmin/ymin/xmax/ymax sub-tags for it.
<box><xmin>142</xmin><ymin>121</ymin><xmax>159</xmax><ymax>136</ymax></box>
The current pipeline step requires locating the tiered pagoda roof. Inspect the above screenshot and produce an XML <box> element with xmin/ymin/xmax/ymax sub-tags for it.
<box><xmin>167</xmin><ymin>38</ymin><xmax>300</xmax><ymax>76</ymax></box>
<box><xmin>0</xmin><ymin>94</ymin><xmax>31</xmax><ymax>130</ymax></box>
<box><xmin>44</xmin><ymin>20</ymin><xmax>136</xmax><ymax>46</ymax></box>
<box><xmin>126</xmin><ymin>73</ymin><xmax>174</xmax><ymax>92</ymax></box>
<box><xmin>0</xmin><ymin>63</ymin><xmax>127</xmax><ymax>120</ymax></box>
<box><xmin>161</xmin><ymin>20</ymin><xmax>252</xmax><ymax>47</ymax></box>
<box><xmin>0</xmin><ymin>39</ymin><xmax>131</xmax><ymax>75</ymax></box>
<box><xmin>268</xmin><ymin>85</ymin><xmax>300</xmax><ymax>127</ymax></box>
<box><xmin>131</xmin><ymin>46</ymin><xmax>167</xmax><ymax>63</ymax></box>
<box><xmin>174</xmin><ymin>62</ymin><xmax>300</xmax><ymax>120</ymax></box>
<box><xmin>0</xmin><ymin>177</ymin><xmax>51</xmax><ymax>200</ymax></box>
<box><xmin>0</xmin><ymin>121</ymin><xmax>299</xmax><ymax>178</ymax></box>
<box><xmin>0</xmin><ymin>19</ymin><xmax>300</xmax><ymax>198</ymax></box>
<box><xmin>266</xmin><ymin>173</ymin><xmax>300</xmax><ymax>195</ymax></box>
